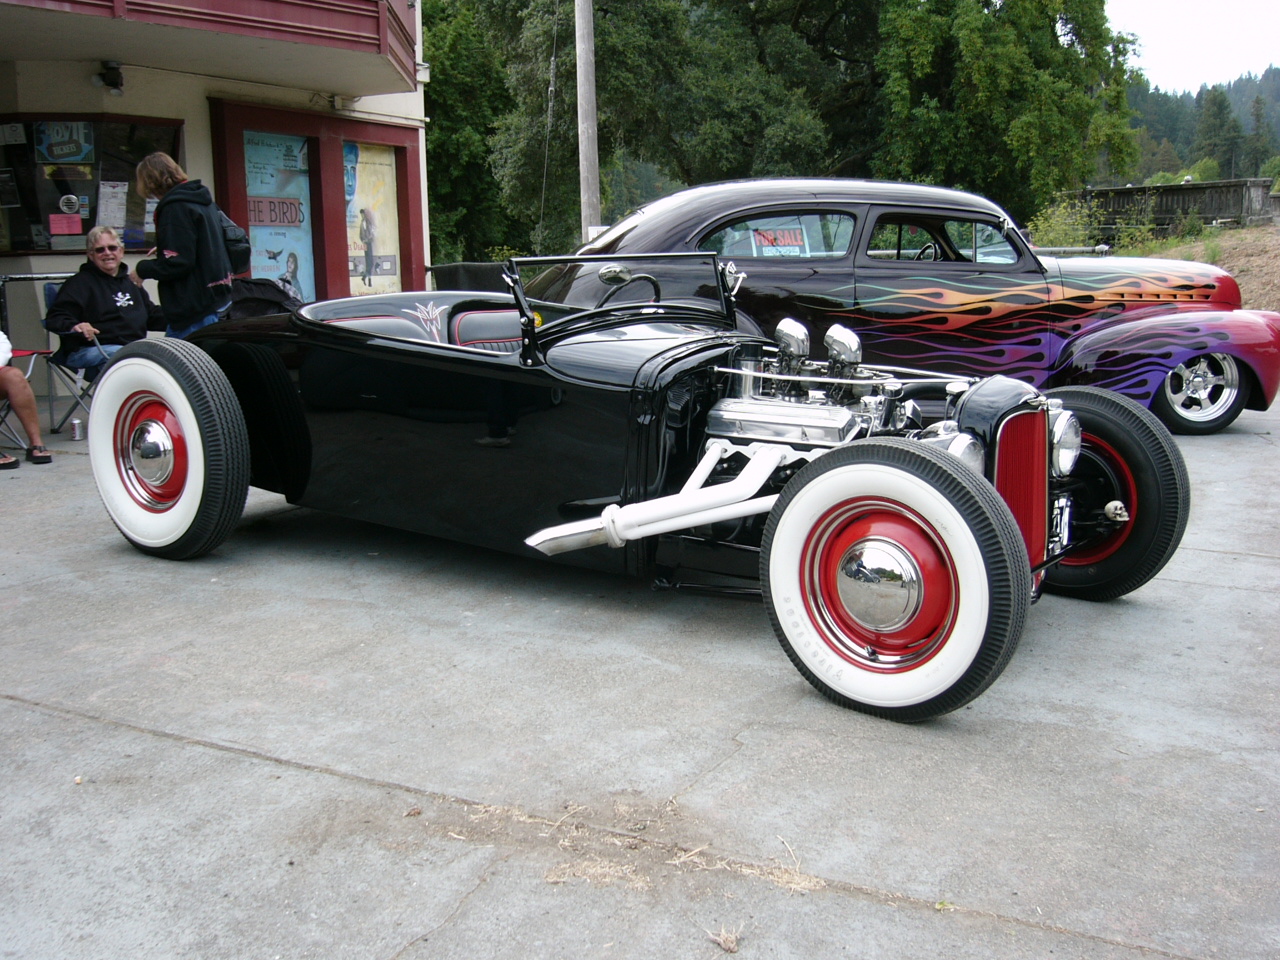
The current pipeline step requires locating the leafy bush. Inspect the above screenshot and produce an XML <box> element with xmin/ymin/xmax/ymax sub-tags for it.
<box><xmin>1115</xmin><ymin>191</ymin><xmax>1157</xmax><ymax>249</ymax></box>
<box><xmin>1186</xmin><ymin>157</ymin><xmax>1221</xmax><ymax>182</ymax></box>
<box><xmin>1173</xmin><ymin>205</ymin><xmax>1204</xmax><ymax>239</ymax></box>
<box><xmin>1262</xmin><ymin>156</ymin><xmax>1280</xmax><ymax>190</ymax></box>
<box><xmin>484</xmin><ymin>245</ymin><xmax>527</xmax><ymax>262</ymax></box>
<box><xmin>1025</xmin><ymin>198</ymin><xmax>1101</xmax><ymax>248</ymax></box>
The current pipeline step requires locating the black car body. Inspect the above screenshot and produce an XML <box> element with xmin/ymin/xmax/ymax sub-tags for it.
<box><xmin>88</xmin><ymin>254</ymin><xmax>1189</xmax><ymax>721</ymax></box>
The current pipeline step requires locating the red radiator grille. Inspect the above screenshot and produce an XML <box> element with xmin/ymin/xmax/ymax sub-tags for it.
<box><xmin>993</xmin><ymin>409</ymin><xmax>1049</xmax><ymax>568</ymax></box>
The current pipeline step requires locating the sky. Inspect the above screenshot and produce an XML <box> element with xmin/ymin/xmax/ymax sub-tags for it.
<box><xmin>1105</xmin><ymin>0</ymin><xmax>1279</xmax><ymax>93</ymax></box>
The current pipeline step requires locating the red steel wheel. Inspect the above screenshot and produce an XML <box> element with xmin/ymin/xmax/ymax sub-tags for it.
<box><xmin>1058</xmin><ymin>432</ymin><xmax>1137</xmax><ymax>567</ymax></box>
<box><xmin>1044</xmin><ymin>387</ymin><xmax>1189</xmax><ymax>601</ymax></box>
<box><xmin>111</xmin><ymin>392</ymin><xmax>190</xmax><ymax>511</ymax></box>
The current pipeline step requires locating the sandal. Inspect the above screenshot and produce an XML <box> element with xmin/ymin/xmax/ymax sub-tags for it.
<box><xmin>26</xmin><ymin>445</ymin><xmax>52</xmax><ymax>464</ymax></box>
<box><xmin>0</xmin><ymin>452</ymin><xmax>18</xmax><ymax>470</ymax></box>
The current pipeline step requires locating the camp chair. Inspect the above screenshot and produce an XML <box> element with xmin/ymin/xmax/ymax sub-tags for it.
<box><xmin>42</xmin><ymin>281</ymin><xmax>110</xmax><ymax>433</ymax></box>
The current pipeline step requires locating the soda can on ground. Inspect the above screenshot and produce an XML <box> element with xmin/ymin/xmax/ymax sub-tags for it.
<box><xmin>70</xmin><ymin>418</ymin><xmax>85</xmax><ymax>441</ymax></box>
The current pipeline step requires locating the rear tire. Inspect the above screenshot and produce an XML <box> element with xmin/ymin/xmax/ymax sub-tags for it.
<box><xmin>761</xmin><ymin>439</ymin><xmax>1030</xmax><ymax>722</ymax></box>
<box><xmin>89</xmin><ymin>339</ymin><xmax>249</xmax><ymax>559</ymax></box>
<box><xmin>1044</xmin><ymin>387</ymin><xmax>1189</xmax><ymax>601</ymax></box>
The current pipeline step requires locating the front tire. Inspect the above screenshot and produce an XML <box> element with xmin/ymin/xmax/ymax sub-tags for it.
<box><xmin>761</xmin><ymin>439</ymin><xmax>1030</xmax><ymax>722</ymax></box>
<box><xmin>1150</xmin><ymin>352</ymin><xmax>1246</xmax><ymax>434</ymax></box>
<box><xmin>1044</xmin><ymin>387</ymin><xmax>1189</xmax><ymax>601</ymax></box>
<box><xmin>89</xmin><ymin>339</ymin><xmax>250</xmax><ymax>559</ymax></box>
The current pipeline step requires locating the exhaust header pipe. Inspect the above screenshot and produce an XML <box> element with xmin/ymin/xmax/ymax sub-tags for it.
<box><xmin>525</xmin><ymin>441</ymin><xmax>788</xmax><ymax>556</ymax></box>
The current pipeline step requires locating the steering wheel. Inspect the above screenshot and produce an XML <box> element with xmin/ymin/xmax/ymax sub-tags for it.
<box><xmin>595</xmin><ymin>274</ymin><xmax>661</xmax><ymax>309</ymax></box>
<box><xmin>913</xmin><ymin>242</ymin><xmax>938</xmax><ymax>261</ymax></box>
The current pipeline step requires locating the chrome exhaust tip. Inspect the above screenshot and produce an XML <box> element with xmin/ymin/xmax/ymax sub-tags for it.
<box><xmin>524</xmin><ymin>517</ymin><xmax>610</xmax><ymax>556</ymax></box>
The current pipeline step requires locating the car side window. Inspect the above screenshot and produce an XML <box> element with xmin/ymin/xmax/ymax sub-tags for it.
<box><xmin>943</xmin><ymin>219</ymin><xmax>1019</xmax><ymax>264</ymax></box>
<box><xmin>866</xmin><ymin>219</ymin><xmax>945</xmax><ymax>261</ymax></box>
<box><xmin>698</xmin><ymin>213</ymin><xmax>855</xmax><ymax>259</ymax></box>
<box><xmin>866</xmin><ymin>214</ymin><xmax>1021</xmax><ymax>265</ymax></box>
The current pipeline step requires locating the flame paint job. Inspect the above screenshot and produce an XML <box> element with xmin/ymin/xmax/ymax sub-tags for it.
<box><xmin>587</xmin><ymin>179</ymin><xmax>1280</xmax><ymax>415</ymax></box>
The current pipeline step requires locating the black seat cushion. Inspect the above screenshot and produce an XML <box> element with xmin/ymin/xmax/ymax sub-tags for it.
<box><xmin>451</xmin><ymin>310</ymin><xmax>523</xmax><ymax>353</ymax></box>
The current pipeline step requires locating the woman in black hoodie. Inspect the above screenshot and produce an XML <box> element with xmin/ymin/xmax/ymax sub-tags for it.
<box><xmin>131</xmin><ymin>152</ymin><xmax>233</xmax><ymax>339</ymax></box>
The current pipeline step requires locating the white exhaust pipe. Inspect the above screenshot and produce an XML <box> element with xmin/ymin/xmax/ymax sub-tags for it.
<box><xmin>525</xmin><ymin>441</ymin><xmax>788</xmax><ymax>556</ymax></box>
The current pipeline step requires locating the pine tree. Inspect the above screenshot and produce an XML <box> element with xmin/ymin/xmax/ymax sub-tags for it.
<box><xmin>1243</xmin><ymin>95</ymin><xmax>1277</xmax><ymax>176</ymax></box>
<box><xmin>1192</xmin><ymin>87</ymin><xmax>1245</xmax><ymax>178</ymax></box>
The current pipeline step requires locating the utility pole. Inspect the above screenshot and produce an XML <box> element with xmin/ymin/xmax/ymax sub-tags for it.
<box><xmin>575</xmin><ymin>0</ymin><xmax>601</xmax><ymax>243</ymax></box>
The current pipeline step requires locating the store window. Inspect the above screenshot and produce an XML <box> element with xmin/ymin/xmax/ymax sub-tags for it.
<box><xmin>0</xmin><ymin>116</ymin><xmax>181</xmax><ymax>254</ymax></box>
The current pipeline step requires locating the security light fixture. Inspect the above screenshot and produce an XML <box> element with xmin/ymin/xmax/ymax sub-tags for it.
<box><xmin>93</xmin><ymin>61</ymin><xmax>124</xmax><ymax>96</ymax></box>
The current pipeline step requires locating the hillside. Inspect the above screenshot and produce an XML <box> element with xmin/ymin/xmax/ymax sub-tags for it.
<box><xmin>1149</xmin><ymin>222</ymin><xmax>1280</xmax><ymax>312</ymax></box>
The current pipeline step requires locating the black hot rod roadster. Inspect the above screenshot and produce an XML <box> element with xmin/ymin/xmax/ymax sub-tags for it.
<box><xmin>89</xmin><ymin>254</ymin><xmax>1189</xmax><ymax>721</ymax></box>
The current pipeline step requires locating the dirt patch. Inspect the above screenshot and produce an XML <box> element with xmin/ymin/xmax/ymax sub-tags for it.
<box><xmin>1158</xmin><ymin>222</ymin><xmax>1280</xmax><ymax>313</ymax></box>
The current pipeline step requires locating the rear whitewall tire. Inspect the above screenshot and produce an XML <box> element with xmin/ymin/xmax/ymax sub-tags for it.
<box><xmin>89</xmin><ymin>339</ymin><xmax>249</xmax><ymax>559</ymax></box>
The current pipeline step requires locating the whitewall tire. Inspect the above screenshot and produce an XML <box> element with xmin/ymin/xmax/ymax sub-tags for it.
<box><xmin>89</xmin><ymin>339</ymin><xmax>249</xmax><ymax>559</ymax></box>
<box><xmin>761</xmin><ymin>439</ymin><xmax>1029</xmax><ymax>722</ymax></box>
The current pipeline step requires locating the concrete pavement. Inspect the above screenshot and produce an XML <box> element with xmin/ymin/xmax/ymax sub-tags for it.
<box><xmin>2</xmin><ymin>403</ymin><xmax>1277</xmax><ymax>959</ymax></box>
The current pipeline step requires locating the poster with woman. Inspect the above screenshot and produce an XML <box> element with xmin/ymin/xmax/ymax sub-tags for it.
<box><xmin>244</xmin><ymin>131</ymin><xmax>315</xmax><ymax>302</ymax></box>
<box><xmin>343</xmin><ymin>142</ymin><xmax>400</xmax><ymax>296</ymax></box>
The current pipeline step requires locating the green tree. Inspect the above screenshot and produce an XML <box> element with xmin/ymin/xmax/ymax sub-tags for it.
<box><xmin>423</xmin><ymin>1</ymin><xmax>527</xmax><ymax>261</ymax></box>
<box><xmin>481</xmin><ymin>0</ymin><xmax>832</xmax><ymax>252</ymax></box>
<box><xmin>701</xmin><ymin>0</ymin><xmax>886</xmax><ymax>176</ymax></box>
<box><xmin>1126</xmin><ymin>73</ymin><xmax>1197</xmax><ymax>160</ymax></box>
<box><xmin>483</xmin><ymin>0</ymin><xmax>583</xmax><ymax>253</ymax></box>
<box><xmin>1192</xmin><ymin>86</ymin><xmax>1244</xmax><ymax>178</ymax></box>
<box><xmin>873</xmin><ymin>0</ymin><xmax>1136</xmax><ymax>222</ymax></box>
<box><xmin>1243</xmin><ymin>95</ymin><xmax>1277</xmax><ymax>176</ymax></box>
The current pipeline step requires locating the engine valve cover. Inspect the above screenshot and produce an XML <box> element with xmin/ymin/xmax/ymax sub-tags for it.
<box><xmin>707</xmin><ymin>397</ymin><xmax>862</xmax><ymax>447</ymax></box>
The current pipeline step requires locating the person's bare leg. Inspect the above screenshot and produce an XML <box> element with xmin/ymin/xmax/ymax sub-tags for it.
<box><xmin>0</xmin><ymin>366</ymin><xmax>45</xmax><ymax>449</ymax></box>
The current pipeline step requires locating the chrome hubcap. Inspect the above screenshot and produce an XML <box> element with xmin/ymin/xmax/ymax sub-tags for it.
<box><xmin>835</xmin><ymin>537</ymin><xmax>923</xmax><ymax>632</ymax></box>
<box><xmin>128</xmin><ymin>419</ymin><xmax>174</xmax><ymax>486</ymax></box>
<box><xmin>1165</xmin><ymin>354</ymin><xmax>1239</xmax><ymax>422</ymax></box>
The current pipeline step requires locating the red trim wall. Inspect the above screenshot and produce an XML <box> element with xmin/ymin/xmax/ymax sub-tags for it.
<box><xmin>210</xmin><ymin>99</ymin><xmax>425</xmax><ymax>300</ymax></box>
<box><xmin>7</xmin><ymin>0</ymin><xmax>415</xmax><ymax>85</ymax></box>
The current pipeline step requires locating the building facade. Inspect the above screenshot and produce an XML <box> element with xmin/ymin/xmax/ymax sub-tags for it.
<box><xmin>0</xmin><ymin>0</ymin><xmax>430</xmax><ymax>348</ymax></box>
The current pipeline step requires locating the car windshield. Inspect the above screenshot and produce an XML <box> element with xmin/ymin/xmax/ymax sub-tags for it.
<box><xmin>514</xmin><ymin>253</ymin><xmax>731</xmax><ymax>326</ymax></box>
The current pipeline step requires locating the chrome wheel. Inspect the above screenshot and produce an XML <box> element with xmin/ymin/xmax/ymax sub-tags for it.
<box><xmin>1153</xmin><ymin>353</ymin><xmax>1246</xmax><ymax>434</ymax></box>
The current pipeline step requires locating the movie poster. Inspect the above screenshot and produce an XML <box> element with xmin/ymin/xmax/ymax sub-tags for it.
<box><xmin>243</xmin><ymin>131</ymin><xmax>314</xmax><ymax>302</ymax></box>
<box><xmin>343</xmin><ymin>142</ymin><xmax>400</xmax><ymax>296</ymax></box>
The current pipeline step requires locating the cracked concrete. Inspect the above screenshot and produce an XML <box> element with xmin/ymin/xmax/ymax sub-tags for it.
<box><xmin>2</xmin><ymin>402</ymin><xmax>1278</xmax><ymax>959</ymax></box>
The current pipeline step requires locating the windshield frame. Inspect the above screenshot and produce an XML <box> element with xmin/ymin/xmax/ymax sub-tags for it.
<box><xmin>504</xmin><ymin>252</ymin><xmax>738</xmax><ymax>357</ymax></box>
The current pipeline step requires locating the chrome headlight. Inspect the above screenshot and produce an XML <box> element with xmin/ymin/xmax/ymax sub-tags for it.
<box><xmin>1048</xmin><ymin>400</ymin><xmax>1082</xmax><ymax>477</ymax></box>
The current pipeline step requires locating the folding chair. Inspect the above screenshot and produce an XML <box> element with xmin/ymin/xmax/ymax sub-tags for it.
<box><xmin>0</xmin><ymin>346</ymin><xmax>51</xmax><ymax>448</ymax></box>
<box><xmin>41</xmin><ymin>280</ymin><xmax>110</xmax><ymax>434</ymax></box>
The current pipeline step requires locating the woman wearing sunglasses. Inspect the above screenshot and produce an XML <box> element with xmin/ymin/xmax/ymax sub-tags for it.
<box><xmin>43</xmin><ymin>225</ymin><xmax>166</xmax><ymax>384</ymax></box>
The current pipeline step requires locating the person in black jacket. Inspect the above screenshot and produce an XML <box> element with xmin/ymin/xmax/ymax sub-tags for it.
<box><xmin>131</xmin><ymin>152</ymin><xmax>234</xmax><ymax>339</ymax></box>
<box><xmin>44</xmin><ymin>226</ymin><xmax>166</xmax><ymax>380</ymax></box>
